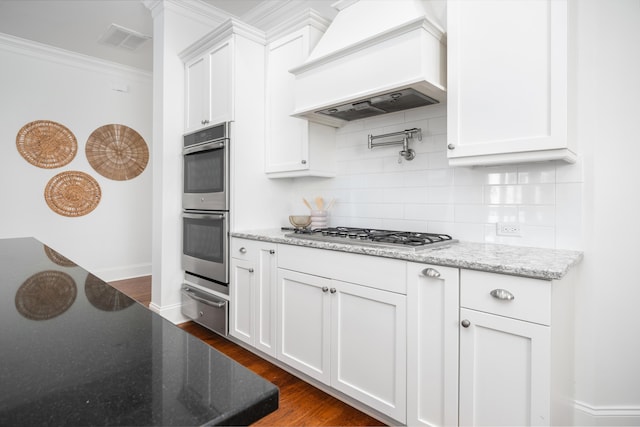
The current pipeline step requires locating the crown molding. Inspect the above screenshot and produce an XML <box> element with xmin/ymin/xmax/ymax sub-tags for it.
<box><xmin>0</xmin><ymin>32</ymin><xmax>151</xmax><ymax>80</ymax></box>
<box><xmin>265</xmin><ymin>8</ymin><xmax>331</xmax><ymax>42</ymax></box>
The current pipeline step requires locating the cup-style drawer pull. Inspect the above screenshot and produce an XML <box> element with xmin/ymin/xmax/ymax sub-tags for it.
<box><xmin>490</xmin><ymin>288</ymin><xmax>515</xmax><ymax>301</ymax></box>
<box><xmin>422</xmin><ymin>268</ymin><xmax>441</xmax><ymax>278</ymax></box>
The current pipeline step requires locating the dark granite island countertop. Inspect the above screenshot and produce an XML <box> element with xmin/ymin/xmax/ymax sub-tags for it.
<box><xmin>0</xmin><ymin>237</ymin><xmax>278</xmax><ymax>426</ymax></box>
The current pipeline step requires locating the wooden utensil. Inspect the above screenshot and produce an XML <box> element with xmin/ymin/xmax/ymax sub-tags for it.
<box><xmin>325</xmin><ymin>198</ymin><xmax>335</xmax><ymax>211</ymax></box>
<box><xmin>315</xmin><ymin>197</ymin><xmax>324</xmax><ymax>210</ymax></box>
<box><xmin>302</xmin><ymin>198</ymin><xmax>312</xmax><ymax>210</ymax></box>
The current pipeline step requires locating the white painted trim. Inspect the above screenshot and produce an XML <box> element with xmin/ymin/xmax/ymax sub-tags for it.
<box><xmin>149</xmin><ymin>301</ymin><xmax>189</xmax><ymax>324</ymax></box>
<box><xmin>0</xmin><ymin>32</ymin><xmax>151</xmax><ymax>80</ymax></box>
<box><xmin>574</xmin><ymin>400</ymin><xmax>640</xmax><ymax>426</ymax></box>
<box><xmin>91</xmin><ymin>264</ymin><xmax>152</xmax><ymax>282</ymax></box>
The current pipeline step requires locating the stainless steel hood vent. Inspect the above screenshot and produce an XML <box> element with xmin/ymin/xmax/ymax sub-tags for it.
<box><xmin>315</xmin><ymin>88</ymin><xmax>437</xmax><ymax>121</ymax></box>
<box><xmin>290</xmin><ymin>0</ymin><xmax>446</xmax><ymax>127</ymax></box>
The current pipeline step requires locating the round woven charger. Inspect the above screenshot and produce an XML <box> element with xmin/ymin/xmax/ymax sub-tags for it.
<box><xmin>44</xmin><ymin>245</ymin><xmax>77</xmax><ymax>267</ymax></box>
<box><xmin>15</xmin><ymin>270</ymin><xmax>77</xmax><ymax>320</ymax></box>
<box><xmin>86</xmin><ymin>124</ymin><xmax>149</xmax><ymax>181</ymax></box>
<box><xmin>44</xmin><ymin>171</ymin><xmax>101</xmax><ymax>217</ymax></box>
<box><xmin>16</xmin><ymin>120</ymin><xmax>77</xmax><ymax>168</ymax></box>
<box><xmin>85</xmin><ymin>273</ymin><xmax>135</xmax><ymax>312</ymax></box>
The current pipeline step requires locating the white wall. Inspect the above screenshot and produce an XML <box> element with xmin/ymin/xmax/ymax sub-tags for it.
<box><xmin>290</xmin><ymin>103</ymin><xmax>583</xmax><ymax>250</ymax></box>
<box><xmin>0</xmin><ymin>34</ymin><xmax>152</xmax><ymax>281</ymax></box>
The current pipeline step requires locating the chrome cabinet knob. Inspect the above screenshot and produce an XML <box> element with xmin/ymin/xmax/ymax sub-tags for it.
<box><xmin>322</xmin><ymin>286</ymin><xmax>329</xmax><ymax>293</ymax></box>
<box><xmin>490</xmin><ymin>289</ymin><xmax>515</xmax><ymax>301</ymax></box>
<box><xmin>301</xmin><ymin>160</ymin><xmax>307</xmax><ymax>165</ymax></box>
<box><xmin>447</xmin><ymin>144</ymin><xmax>455</xmax><ymax>150</ymax></box>
<box><xmin>199</xmin><ymin>311</ymin><xmax>204</xmax><ymax>317</ymax></box>
<box><xmin>269</xmin><ymin>249</ymin><xmax>275</xmax><ymax>255</ymax></box>
<box><xmin>239</xmin><ymin>247</ymin><xmax>247</xmax><ymax>254</ymax></box>
<box><xmin>201</xmin><ymin>119</ymin><xmax>210</xmax><ymax>125</ymax></box>
<box><xmin>330</xmin><ymin>288</ymin><xmax>337</xmax><ymax>294</ymax></box>
<box><xmin>422</xmin><ymin>268</ymin><xmax>441</xmax><ymax>278</ymax></box>
<box><xmin>248</xmin><ymin>268</ymin><xmax>254</xmax><ymax>273</ymax></box>
<box><xmin>461</xmin><ymin>319</ymin><xmax>471</xmax><ymax>328</ymax></box>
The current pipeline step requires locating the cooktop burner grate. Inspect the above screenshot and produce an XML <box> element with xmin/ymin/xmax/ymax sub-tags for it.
<box><xmin>284</xmin><ymin>227</ymin><xmax>456</xmax><ymax>251</ymax></box>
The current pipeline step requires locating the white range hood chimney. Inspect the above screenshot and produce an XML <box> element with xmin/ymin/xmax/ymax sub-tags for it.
<box><xmin>290</xmin><ymin>0</ymin><xmax>447</xmax><ymax>127</ymax></box>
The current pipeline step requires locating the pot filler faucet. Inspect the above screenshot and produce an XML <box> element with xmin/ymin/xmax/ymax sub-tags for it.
<box><xmin>368</xmin><ymin>128</ymin><xmax>422</xmax><ymax>161</ymax></box>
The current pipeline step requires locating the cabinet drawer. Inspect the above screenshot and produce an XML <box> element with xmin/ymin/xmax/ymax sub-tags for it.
<box><xmin>278</xmin><ymin>244</ymin><xmax>406</xmax><ymax>294</ymax></box>
<box><xmin>460</xmin><ymin>270</ymin><xmax>551</xmax><ymax>325</ymax></box>
<box><xmin>231</xmin><ymin>238</ymin><xmax>273</xmax><ymax>261</ymax></box>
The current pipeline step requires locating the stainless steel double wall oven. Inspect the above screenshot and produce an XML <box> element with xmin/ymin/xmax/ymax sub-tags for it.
<box><xmin>181</xmin><ymin>122</ymin><xmax>231</xmax><ymax>335</ymax></box>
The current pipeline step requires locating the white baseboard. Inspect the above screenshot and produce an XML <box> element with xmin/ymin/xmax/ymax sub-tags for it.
<box><xmin>574</xmin><ymin>400</ymin><xmax>640</xmax><ymax>426</ymax></box>
<box><xmin>149</xmin><ymin>301</ymin><xmax>189</xmax><ymax>324</ymax></box>
<box><xmin>92</xmin><ymin>263</ymin><xmax>152</xmax><ymax>282</ymax></box>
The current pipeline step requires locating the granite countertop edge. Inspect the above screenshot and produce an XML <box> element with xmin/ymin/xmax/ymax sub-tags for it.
<box><xmin>230</xmin><ymin>229</ymin><xmax>584</xmax><ymax>281</ymax></box>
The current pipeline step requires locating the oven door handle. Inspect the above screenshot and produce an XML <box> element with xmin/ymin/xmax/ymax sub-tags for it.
<box><xmin>183</xmin><ymin>211</ymin><xmax>226</xmax><ymax>219</ymax></box>
<box><xmin>181</xmin><ymin>289</ymin><xmax>227</xmax><ymax>308</ymax></box>
<box><xmin>183</xmin><ymin>140</ymin><xmax>225</xmax><ymax>155</ymax></box>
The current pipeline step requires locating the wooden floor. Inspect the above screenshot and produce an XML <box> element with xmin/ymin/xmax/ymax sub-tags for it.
<box><xmin>109</xmin><ymin>276</ymin><xmax>386</xmax><ymax>427</ymax></box>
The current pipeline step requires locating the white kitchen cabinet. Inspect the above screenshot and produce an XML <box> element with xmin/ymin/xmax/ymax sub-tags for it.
<box><xmin>264</xmin><ymin>16</ymin><xmax>336</xmax><ymax>178</ymax></box>
<box><xmin>447</xmin><ymin>0</ymin><xmax>576</xmax><ymax>166</ymax></box>
<box><xmin>184</xmin><ymin>39</ymin><xmax>232</xmax><ymax>132</ymax></box>
<box><xmin>181</xmin><ymin>20</ymin><xmax>264</xmax><ymax>133</ymax></box>
<box><xmin>406</xmin><ymin>263</ymin><xmax>459</xmax><ymax>427</ymax></box>
<box><xmin>276</xmin><ymin>268</ymin><xmax>331</xmax><ymax>383</ymax></box>
<box><xmin>276</xmin><ymin>244</ymin><xmax>407</xmax><ymax>423</ymax></box>
<box><xmin>458</xmin><ymin>269</ymin><xmax>576</xmax><ymax>426</ymax></box>
<box><xmin>229</xmin><ymin>238</ymin><xmax>277</xmax><ymax>357</ymax></box>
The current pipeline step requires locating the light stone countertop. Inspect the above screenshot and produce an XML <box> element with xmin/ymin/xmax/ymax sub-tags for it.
<box><xmin>231</xmin><ymin>229</ymin><xmax>583</xmax><ymax>281</ymax></box>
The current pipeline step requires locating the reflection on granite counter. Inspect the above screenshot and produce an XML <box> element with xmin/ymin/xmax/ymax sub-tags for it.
<box><xmin>231</xmin><ymin>229</ymin><xmax>583</xmax><ymax>280</ymax></box>
<box><xmin>0</xmin><ymin>237</ymin><xmax>278</xmax><ymax>426</ymax></box>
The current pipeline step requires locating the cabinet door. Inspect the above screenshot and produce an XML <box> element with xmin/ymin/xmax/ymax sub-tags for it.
<box><xmin>265</xmin><ymin>31</ymin><xmax>309</xmax><ymax>174</ymax></box>
<box><xmin>254</xmin><ymin>245</ymin><xmax>277</xmax><ymax>357</ymax></box>
<box><xmin>229</xmin><ymin>258</ymin><xmax>255</xmax><ymax>346</ymax></box>
<box><xmin>185</xmin><ymin>55</ymin><xmax>208</xmax><ymax>132</ymax></box>
<box><xmin>330</xmin><ymin>280</ymin><xmax>407</xmax><ymax>423</ymax></box>
<box><xmin>459</xmin><ymin>308</ymin><xmax>551</xmax><ymax>426</ymax></box>
<box><xmin>407</xmin><ymin>264</ymin><xmax>459</xmax><ymax>427</ymax></box>
<box><xmin>208</xmin><ymin>39</ymin><xmax>233</xmax><ymax>124</ymax></box>
<box><xmin>276</xmin><ymin>268</ymin><xmax>331</xmax><ymax>384</ymax></box>
<box><xmin>447</xmin><ymin>0</ymin><xmax>573</xmax><ymax>166</ymax></box>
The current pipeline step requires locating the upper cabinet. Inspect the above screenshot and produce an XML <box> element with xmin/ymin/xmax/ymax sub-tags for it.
<box><xmin>447</xmin><ymin>0</ymin><xmax>576</xmax><ymax>166</ymax></box>
<box><xmin>181</xmin><ymin>19</ymin><xmax>265</xmax><ymax>133</ymax></box>
<box><xmin>264</xmin><ymin>12</ymin><xmax>336</xmax><ymax>178</ymax></box>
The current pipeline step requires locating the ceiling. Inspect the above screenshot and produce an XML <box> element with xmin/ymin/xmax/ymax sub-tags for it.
<box><xmin>0</xmin><ymin>0</ymin><xmax>322</xmax><ymax>72</ymax></box>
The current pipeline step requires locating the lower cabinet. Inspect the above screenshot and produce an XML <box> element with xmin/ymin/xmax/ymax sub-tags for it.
<box><xmin>227</xmin><ymin>240</ymin><xmax>575</xmax><ymax>426</ymax></box>
<box><xmin>229</xmin><ymin>238</ymin><xmax>277</xmax><ymax>357</ymax></box>
<box><xmin>406</xmin><ymin>263</ymin><xmax>460</xmax><ymax>427</ymax></box>
<box><xmin>458</xmin><ymin>269</ymin><xmax>575</xmax><ymax>426</ymax></box>
<box><xmin>458</xmin><ymin>308</ymin><xmax>550</xmax><ymax>426</ymax></box>
<box><xmin>276</xmin><ymin>267</ymin><xmax>407</xmax><ymax>423</ymax></box>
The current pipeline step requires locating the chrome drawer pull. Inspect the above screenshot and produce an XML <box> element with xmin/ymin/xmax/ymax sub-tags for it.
<box><xmin>490</xmin><ymin>288</ymin><xmax>515</xmax><ymax>301</ymax></box>
<box><xmin>181</xmin><ymin>289</ymin><xmax>226</xmax><ymax>308</ymax></box>
<box><xmin>422</xmin><ymin>268</ymin><xmax>441</xmax><ymax>278</ymax></box>
<box><xmin>239</xmin><ymin>247</ymin><xmax>247</xmax><ymax>254</ymax></box>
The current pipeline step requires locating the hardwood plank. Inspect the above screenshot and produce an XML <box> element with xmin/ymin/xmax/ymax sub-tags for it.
<box><xmin>110</xmin><ymin>276</ymin><xmax>387</xmax><ymax>426</ymax></box>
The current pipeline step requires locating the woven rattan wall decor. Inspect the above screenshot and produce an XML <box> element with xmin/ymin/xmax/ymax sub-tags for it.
<box><xmin>16</xmin><ymin>120</ymin><xmax>77</xmax><ymax>168</ymax></box>
<box><xmin>85</xmin><ymin>124</ymin><xmax>149</xmax><ymax>181</ymax></box>
<box><xmin>44</xmin><ymin>171</ymin><xmax>101</xmax><ymax>217</ymax></box>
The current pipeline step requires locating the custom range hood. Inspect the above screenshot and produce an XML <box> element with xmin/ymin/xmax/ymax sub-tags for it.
<box><xmin>290</xmin><ymin>0</ymin><xmax>447</xmax><ymax>127</ymax></box>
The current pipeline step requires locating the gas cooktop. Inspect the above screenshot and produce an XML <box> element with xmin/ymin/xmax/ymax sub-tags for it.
<box><xmin>284</xmin><ymin>227</ymin><xmax>456</xmax><ymax>251</ymax></box>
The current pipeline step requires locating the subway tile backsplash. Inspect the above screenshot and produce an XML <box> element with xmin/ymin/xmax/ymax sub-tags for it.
<box><xmin>290</xmin><ymin>104</ymin><xmax>584</xmax><ymax>250</ymax></box>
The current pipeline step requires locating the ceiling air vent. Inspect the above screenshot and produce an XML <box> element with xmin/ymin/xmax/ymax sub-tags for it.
<box><xmin>98</xmin><ymin>24</ymin><xmax>151</xmax><ymax>51</ymax></box>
